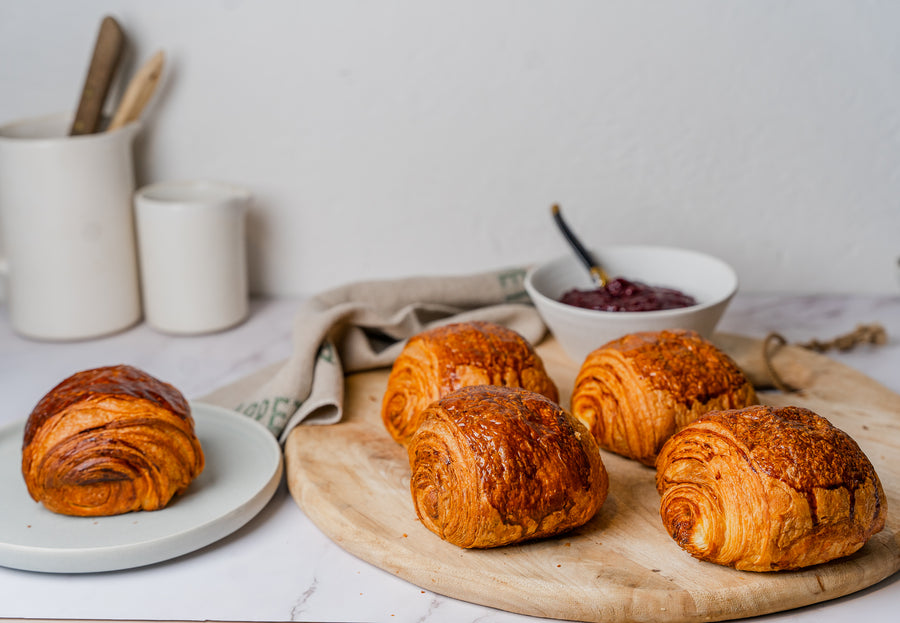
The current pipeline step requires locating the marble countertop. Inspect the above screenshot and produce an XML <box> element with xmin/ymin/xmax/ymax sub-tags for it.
<box><xmin>1</xmin><ymin>293</ymin><xmax>898</xmax><ymax>623</ymax></box>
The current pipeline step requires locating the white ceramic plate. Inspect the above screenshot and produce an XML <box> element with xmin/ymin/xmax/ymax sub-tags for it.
<box><xmin>0</xmin><ymin>402</ymin><xmax>283</xmax><ymax>573</ymax></box>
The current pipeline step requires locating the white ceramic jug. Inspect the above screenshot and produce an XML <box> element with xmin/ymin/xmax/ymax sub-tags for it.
<box><xmin>134</xmin><ymin>180</ymin><xmax>250</xmax><ymax>335</ymax></box>
<box><xmin>0</xmin><ymin>112</ymin><xmax>142</xmax><ymax>340</ymax></box>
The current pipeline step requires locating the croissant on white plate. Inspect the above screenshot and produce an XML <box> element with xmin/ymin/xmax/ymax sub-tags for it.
<box><xmin>407</xmin><ymin>384</ymin><xmax>608</xmax><ymax>549</ymax></box>
<box><xmin>21</xmin><ymin>364</ymin><xmax>205</xmax><ymax>517</ymax></box>
<box><xmin>655</xmin><ymin>405</ymin><xmax>887</xmax><ymax>571</ymax></box>
<box><xmin>381</xmin><ymin>320</ymin><xmax>558</xmax><ymax>444</ymax></box>
<box><xmin>571</xmin><ymin>329</ymin><xmax>758</xmax><ymax>466</ymax></box>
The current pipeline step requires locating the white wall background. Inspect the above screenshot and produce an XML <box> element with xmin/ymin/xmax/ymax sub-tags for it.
<box><xmin>1</xmin><ymin>0</ymin><xmax>899</xmax><ymax>297</ymax></box>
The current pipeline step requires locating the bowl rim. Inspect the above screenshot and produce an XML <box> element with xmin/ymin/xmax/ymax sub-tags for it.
<box><xmin>524</xmin><ymin>244</ymin><xmax>738</xmax><ymax>320</ymax></box>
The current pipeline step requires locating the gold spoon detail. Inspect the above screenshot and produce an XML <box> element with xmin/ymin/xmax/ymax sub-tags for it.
<box><xmin>550</xmin><ymin>204</ymin><xmax>609</xmax><ymax>288</ymax></box>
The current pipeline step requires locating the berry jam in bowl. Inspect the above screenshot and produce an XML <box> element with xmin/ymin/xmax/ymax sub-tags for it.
<box><xmin>559</xmin><ymin>277</ymin><xmax>697</xmax><ymax>312</ymax></box>
<box><xmin>524</xmin><ymin>245</ymin><xmax>738</xmax><ymax>364</ymax></box>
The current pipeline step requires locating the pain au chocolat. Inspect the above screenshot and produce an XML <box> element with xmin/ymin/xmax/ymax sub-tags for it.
<box><xmin>656</xmin><ymin>405</ymin><xmax>886</xmax><ymax>571</ymax></box>
<box><xmin>381</xmin><ymin>320</ymin><xmax>558</xmax><ymax>444</ymax></box>
<box><xmin>21</xmin><ymin>364</ymin><xmax>205</xmax><ymax>517</ymax></box>
<box><xmin>571</xmin><ymin>329</ymin><xmax>757</xmax><ymax>466</ymax></box>
<box><xmin>408</xmin><ymin>385</ymin><xmax>608</xmax><ymax>548</ymax></box>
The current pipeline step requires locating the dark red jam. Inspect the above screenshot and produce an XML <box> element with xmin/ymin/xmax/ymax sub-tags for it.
<box><xmin>559</xmin><ymin>277</ymin><xmax>697</xmax><ymax>312</ymax></box>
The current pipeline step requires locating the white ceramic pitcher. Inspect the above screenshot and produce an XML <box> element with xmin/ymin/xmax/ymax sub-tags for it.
<box><xmin>0</xmin><ymin>112</ymin><xmax>142</xmax><ymax>340</ymax></box>
<box><xmin>134</xmin><ymin>180</ymin><xmax>250</xmax><ymax>335</ymax></box>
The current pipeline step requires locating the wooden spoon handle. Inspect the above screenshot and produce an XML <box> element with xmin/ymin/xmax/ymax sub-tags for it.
<box><xmin>108</xmin><ymin>50</ymin><xmax>165</xmax><ymax>131</ymax></box>
<box><xmin>70</xmin><ymin>16</ymin><xmax>125</xmax><ymax>135</ymax></box>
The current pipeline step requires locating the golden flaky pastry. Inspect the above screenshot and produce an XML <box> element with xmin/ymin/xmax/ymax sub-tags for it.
<box><xmin>381</xmin><ymin>321</ymin><xmax>558</xmax><ymax>444</ymax></box>
<box><xmin>656</xmin><ymin>405</ymin><xmax>887</xmax><ymax>571</ymax></box>
<box><xmin>408</xmin><ymin>385</ymin><xmax>608</xmax><ymax>548</ymax></box>
<box><xmin>22</xmin><ymin>365</ymin><xmax>205</xmax><ymax>517</ymax></box>
<box><xmin>571</xmin><ymin>329</ymin><xmax>757</xmax><ymax>466</ymax></box>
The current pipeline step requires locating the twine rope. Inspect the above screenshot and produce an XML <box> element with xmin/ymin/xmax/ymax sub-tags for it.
<box><xmin>762</xmin><ymin>324</ymin><xmax>888</xmax><ymax>393</ymax></box>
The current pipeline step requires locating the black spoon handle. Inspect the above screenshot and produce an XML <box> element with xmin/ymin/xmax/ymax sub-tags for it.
<box><xmin>551</xmin><ymin>204</ymin><xmax>608</xmax><ymax>286</ymax></box>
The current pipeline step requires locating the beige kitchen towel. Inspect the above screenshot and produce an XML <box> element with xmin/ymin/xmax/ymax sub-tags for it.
<box><xmin>199</xmin><ymin>266</ymin><xmax>546</xmax><ymax>443</ymax></box>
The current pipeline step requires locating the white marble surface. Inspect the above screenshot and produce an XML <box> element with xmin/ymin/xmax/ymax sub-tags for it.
<box><xmin>0</xmin><ymin>294</ymin><xmax>898</xmax><ymax>623</ymax></box>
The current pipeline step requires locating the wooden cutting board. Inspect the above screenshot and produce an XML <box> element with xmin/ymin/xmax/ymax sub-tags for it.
<box><xmin>284</xmin><ymin>333</ymin><xmax>900</xmax><ymax>623</ymax></box>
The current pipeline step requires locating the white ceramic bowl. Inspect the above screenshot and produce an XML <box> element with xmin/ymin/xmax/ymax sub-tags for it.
<box><xmin>524</xmin><ymin>245</ymin><xmax>738</xmax><ymax>364</ymax></box>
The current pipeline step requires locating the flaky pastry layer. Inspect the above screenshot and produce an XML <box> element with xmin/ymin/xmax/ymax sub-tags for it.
<box><xmin>655</xmin><ymin>405</ymin><xmax>887</xmax><ymax>571</ymax></box>
<box><xmin>408</xmin><ymin>385</ymin><xmax>607</xmax><ymax>548</ymax></box>
<box><xmin>381</xmin><ymin>321</ymin><xmax>558</xmax><ymax>444</ymax></box>
<box><xmin>22</xmin><ymin>365</ymin><xmax>205</xmax><ymax>517</ymax></box>
<box><xmin>572</xmin><ymin>329</ymin><xmax>757</xmax><ymax>465</ymax></box>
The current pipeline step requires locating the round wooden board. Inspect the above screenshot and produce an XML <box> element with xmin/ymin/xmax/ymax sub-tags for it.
<box><xmin>285</xmin><ymin>333</ymin><xmax>900</xmax><ymax>623</ymax></box>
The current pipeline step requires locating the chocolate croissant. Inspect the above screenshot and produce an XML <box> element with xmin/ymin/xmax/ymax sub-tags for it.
<box><xmin>571</xmin><ymin>329</ymin><xmax>757</xmax><ymax>466</ymax></box>
<box><xmin>381</xmin><ymin>321</ymin><xmax>559</xmax><ymax>444</ymax></box>
<box><xmin>21</xmin><ymin>365</ymin><xmax>205</xmax><ymax>517</ymax></box>
<box><xmin>408</xmin><ymin>385</ymin><xmax>608</xmax><ymax>548</ymax></box>
<box><xmin>656</xmin><ymin>405</ymin><xmax>887</xmax><ymax>571</ymax></box>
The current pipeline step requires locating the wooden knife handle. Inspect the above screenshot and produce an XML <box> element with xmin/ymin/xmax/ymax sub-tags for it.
<box><xmin>70</xmin><ymin>16</ymin><xmax>125</xmax><ymax>135</ymax></box>
<box><xmin>108</xmin><ymin>50</ymin><xmax>165</xmax><ymax>131</ymax></box>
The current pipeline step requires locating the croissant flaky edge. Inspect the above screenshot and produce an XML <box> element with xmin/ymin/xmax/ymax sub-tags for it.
<box><xmin>21</xmin><ymin>364</ymin><xmax>205</xmax><ymax>517</ymax></box>
<box><xmin>572</xmin><ymin>329</ymin><xmax>758</xmax><ymax>466</ymax></box>
<box><xmin>655</xmin><ymin>405</ymin><xmax>887</xmax><ymax>571</ymax></box>
<box><xmin>381</xmin><ymin>321</ymin><xmax>559</xmax><ymax>444</ymax></box>
<box><xmin>407</xmin><ymin>385</ymin><xmax>608</xmax><ymax>549</ymax></box>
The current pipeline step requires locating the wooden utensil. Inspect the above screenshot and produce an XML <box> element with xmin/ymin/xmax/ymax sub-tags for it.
<box><xmin>70</xmin><ymin>16</ymin><xmax>125</xmax><ymax>135</ymax></box>
<box><xmin>107</xmin><ymin>50</ymin><xmax>165</xmax><ymax>132</ymax></box>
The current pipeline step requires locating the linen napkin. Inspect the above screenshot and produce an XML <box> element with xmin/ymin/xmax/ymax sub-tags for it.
<box><xmin>199</xmin><ymin>267</ymin><xmax>546</xmax><ymax>443</ymax></box>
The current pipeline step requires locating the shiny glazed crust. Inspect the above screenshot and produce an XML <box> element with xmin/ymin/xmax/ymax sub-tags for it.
<box><xmin>408</xmin><ymin>385</ymin><xmax>608</xmax><ymax>549</ymax></box>
<box><xmin>655</xmin><ymin>405</ymin><xmax>887</xmax><ymax>571</ymax></box>
<box><xmin>21</xmin><ymin>365</ymin><xmax>205</xmax><ymax>517</ymax></box>
<box><xmin>571</xmin><ymin>329</ymin><xmax>757</xmax><ymax>465</ymax></box>
<box><xmin>381</xmin><ymin>321</ymin><xmax>559</xmax><ymax>444</ymax></box>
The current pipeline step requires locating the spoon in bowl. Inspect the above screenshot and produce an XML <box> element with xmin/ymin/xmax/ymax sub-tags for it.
<box><xmin>550</xmin><ymin>204</ymin><xmax>609</xmax><ymax>288</ymax></box>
